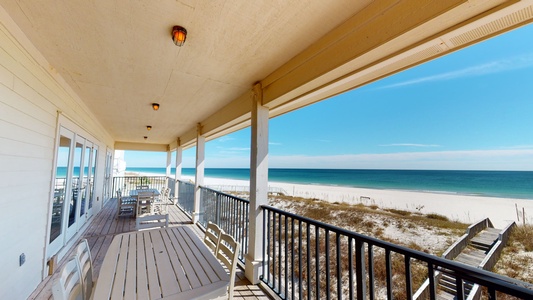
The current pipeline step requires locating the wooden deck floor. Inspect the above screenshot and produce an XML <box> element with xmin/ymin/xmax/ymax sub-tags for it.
<box><xmin>29</xmin><ymin>199</ymin><xmax>274</xmax><ymax>300</ymax></box>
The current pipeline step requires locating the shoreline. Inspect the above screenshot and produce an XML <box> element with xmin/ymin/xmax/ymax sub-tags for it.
<box><xmin>124</xmin><ymin>168</ymin><xmax>533</xmax><ymax>200</ymax></box>
<box><xmin>127</xmin><ymin>171</ymin><xmax>533</xmax><ymax>228</ymax></box>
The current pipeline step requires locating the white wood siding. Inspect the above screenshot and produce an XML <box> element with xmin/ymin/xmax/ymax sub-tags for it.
<box><xmin>0</xmin><ymin>9</ymin><xmax>114</xmax><ymax>300</ymax></box>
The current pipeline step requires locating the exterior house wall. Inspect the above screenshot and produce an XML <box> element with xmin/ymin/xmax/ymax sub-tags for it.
<box><xmin>0</xmin><ymin>8</ymin><xmax>114</xmax><ymax>299</ymax></box>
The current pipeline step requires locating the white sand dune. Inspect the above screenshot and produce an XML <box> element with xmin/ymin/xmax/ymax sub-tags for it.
<box><xmin>178</xmin><ymin>175</ymin><xmax>533</xmax><ymax>228</ymax></box>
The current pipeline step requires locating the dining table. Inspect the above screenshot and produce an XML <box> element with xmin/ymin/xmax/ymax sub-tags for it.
<box><xmin>129</xmin><ymin>188</ymin><xmax>161</xmax><ymax>197</ymax></box>
<box><xmin>92</xmin><ymin>226</ymin><xmax>230</xmax><ymax>300</ymax></box>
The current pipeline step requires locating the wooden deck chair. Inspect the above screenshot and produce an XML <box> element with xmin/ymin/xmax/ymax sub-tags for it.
<box><xmin>152</xmin><ymin>187</ymin><xmax>169</xmax><ymax>214</ymax></box>
<box><xmin>136</xmin><ymin>190</ymin><xmax>155</xmax><ymax>217</ymax></box>
<box><xmin>75</xmin><ymin>239</ymin><xmax>94</xmax><ymax>300</ymax></box>
<box><xmin>136</xmin><ymin>213</ymin><xmax>169</xmax><ymax>230</ymax></box>
<box><xmin>204</xmin><ymin>221</ymin><xmax>223</xmax><ymax>254</ymax></box>
<box><xmin>116</xmin><ymin>190</ymin><xmax>136</xmax><ymax>219</ymax></box>
<box><xmin>51</xmin><ymin>257</ymin><xmax>84</xmax><ymax>300</ymax></box>
<box><xmin>216</xmin><ymin>233</ymin><xmax>240</xmax><ymax>299</ymax></box>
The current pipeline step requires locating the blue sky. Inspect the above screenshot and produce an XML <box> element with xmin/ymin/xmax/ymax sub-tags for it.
<box><xmin>126</xmin><ymin>24</ymin><xmax>533</xmax><ymax>170</ymax></box>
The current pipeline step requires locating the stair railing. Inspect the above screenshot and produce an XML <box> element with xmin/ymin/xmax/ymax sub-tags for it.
<box><xmin>414</xmin><ymin>218</ymin><xmax>492</xmax><ymax>300</ymax></box>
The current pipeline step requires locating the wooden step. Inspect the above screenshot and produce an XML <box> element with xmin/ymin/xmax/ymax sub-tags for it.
<box><xmin>456</xmin><ymin>252</ymin><xmax>484</xmax><ymax>266</ymax></box>
<box><xmin>439</xmin><ymin>282</ymin><xmax>457</xmax><ymax>295</ymax></box>
<box><xmin>470</xmin><ymin>240</ymin><xmax>493</xmax><ymax>250</ymax></box>
<box><xmin>470</xmin><ymin>230</ymin><xmax>499</xmax><ymax>248</ymax></box>
<box><xmin>436</xmin><ymin>293</ymin><xmax>456</xmax><ymax>300</ymax></box>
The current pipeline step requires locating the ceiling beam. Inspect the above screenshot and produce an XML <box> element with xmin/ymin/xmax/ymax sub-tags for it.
<box><xmin>114</xmin><ymin>141</ymin><xmax>169</xmax><ymax>152</ymax></box>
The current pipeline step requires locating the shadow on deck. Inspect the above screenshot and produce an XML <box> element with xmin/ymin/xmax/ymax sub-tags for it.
<box><xmin>29</xmin><ymin>199</ymin><xmax>273</xmax><ymax>300</ymax></box>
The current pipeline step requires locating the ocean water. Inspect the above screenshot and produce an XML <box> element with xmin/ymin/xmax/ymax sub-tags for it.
<box><xmin>123</xmin><ymin>167</ymin><xmax>533</xmax><ymax>200</ymax></box>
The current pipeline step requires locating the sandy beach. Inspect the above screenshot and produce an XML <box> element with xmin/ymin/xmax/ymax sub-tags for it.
<box><xmin>177</xmin><ymin>175</ymin><xmax>533</xmax><ymax>228</ymax></box>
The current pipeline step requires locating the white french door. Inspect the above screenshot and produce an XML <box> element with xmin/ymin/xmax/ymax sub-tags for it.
<box><xmin>65</xmin><ymin>136</ymin><xmax>85</xmax><ymax>240</ymax></box>
<box><xmin>86</xmin><ymin>145</ymin><xmax>98</xmax><ymax>218</ymax></box>
<box><xmin>47</xmin><ymin>119</ymin><xmax>102</xmax><ymax>261</ymax></box>
<box><xmin>47</xmin><ymin>127</ymin><xmax>75</xmax><ymax>257</ymax></box>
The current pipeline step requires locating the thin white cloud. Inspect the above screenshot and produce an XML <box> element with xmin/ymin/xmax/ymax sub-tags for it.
<box><xmin>500</xmin><ymin>145</ymin><xmax>533</xmax><ymax>150</ymax></box>
<box><xmin>380</xmin><ymin>143</ymin><xmax>441</xmax><ymax>148</ymax></box>
<box><xmin>269</xmin><ymin>142</ymin><xmax>282</xmax><ymax>146</ymax></box>
<box><xmin>216</xmin><ymin>146</ymin><xmax>250</xmax><ymax>151</ymax></box>
<box><xmin>380</xmin><ymin>53</ymin><xmax>533</xmax><ymax>89</ymax></box>
<box><xmin>268</xmin><ymin>149</ymin><xmax>533</xmax><ymax>170</ymax></box>
<box><xmin>315</xmin><ymin>139</ymin><xmax>331</xmax><ymax>143</ymax></box>
<box><xmin>217</xmin><ymin>136</ymin><xmax>235</xmax><ymax>142</ymax></box>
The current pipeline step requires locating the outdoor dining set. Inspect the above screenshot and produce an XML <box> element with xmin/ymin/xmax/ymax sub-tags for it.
<box><xmin>116</xmin><ymin>185</ymin><xmax>171</xmax><ymax>230</ymax></box>
<box><xmin>52</xmin><ymin>186</ymin><xmax>240</xmax><ymax>300</ymax></box>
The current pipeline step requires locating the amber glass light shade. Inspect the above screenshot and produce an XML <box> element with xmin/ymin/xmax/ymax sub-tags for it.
<box><xmin>172</xmin><ymin>26</ymin><xmax>187</xmax><ymax>46</ymax></box>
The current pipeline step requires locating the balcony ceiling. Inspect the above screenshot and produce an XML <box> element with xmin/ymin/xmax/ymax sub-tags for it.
<box><xmin>1</xmin><ymin>0</ymin><xmax>532</xmax><ymax>150</ymax></box>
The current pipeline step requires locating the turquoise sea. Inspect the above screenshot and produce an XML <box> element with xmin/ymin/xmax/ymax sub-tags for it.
<box><xmin>124</xmin><ymin>167</ymin><xmax>533</xmax><ymax>200</ymax></box>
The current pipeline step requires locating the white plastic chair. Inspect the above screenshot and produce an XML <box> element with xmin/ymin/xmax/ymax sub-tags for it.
<box><xmin>51</xmin><ymin>257</ymin><xmax>84</xmax><ymax>300</ymax></box>
<box><xmin>75</xmin><ymin>239</ymin><xmax>94</xmax><ymax>300</ymax></box>
<box><xmin>216</xmin><ymin>233</ymin><xmax>240</xmax><ymax>299</ymax></box>
<box><xmin>204</xmin><ymin>222</ymin><xmax>223</xmax><ymax>254</ymax></box>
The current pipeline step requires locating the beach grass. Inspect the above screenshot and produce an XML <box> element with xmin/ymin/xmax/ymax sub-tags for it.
<box><xmin>271</xmin><ymin>194</ymin><xmax>467</xmax><ymax>234</ymax></box>
<box><xmin>493</xmin><ymin>224</ymin><xmax>533</xmax><ymax>286</ymax></box>
<box><xmin>263</xmin><ymin>194</ymin><xmax>468</xmax><ymax>298</ymax></box>
<box><xmin>276</xmin><ymin>194</ymin><xmax>533</xmax><ymax>290</ymax></box>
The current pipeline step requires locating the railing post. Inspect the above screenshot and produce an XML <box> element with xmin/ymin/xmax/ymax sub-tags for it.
<box><xmin>215</xmin><ymin>193</ymin><xmax>221</xmax><ymax>225</ymax></box>
<box><xmin>356</xmin><ymin>240</ymin><xmax>367</xmax><ymax>299</ymax></box>
<box><xmin>245</xmin><ymin>83</ymin><xmax>269</xmax><ymax>284</ymax></box>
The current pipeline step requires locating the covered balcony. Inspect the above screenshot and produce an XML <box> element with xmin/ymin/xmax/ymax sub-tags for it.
<box><xmin>1</xmin><ymin>1</ymin><xmax>533</xmax><ymax>299</ymax></box>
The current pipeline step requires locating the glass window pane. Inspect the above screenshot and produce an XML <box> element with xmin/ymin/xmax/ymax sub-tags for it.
<box><xmin>69</xmin><ymin>141</ymin><xmax>83</xmax><ymax>227</ymax></box>
<box><xmin>80</xmin><ymin>146</ymin><xmax>91</xmax><ymax>217</ymax></box>
<box><xmin>50</xmin><ymin>135</ymin><xmax>71</xmax><ymax>243</ymax></box>
<box><xmin>89</xmin><ymin>147</ymin><xmax>97</xmax><ymax>209</ymax></box>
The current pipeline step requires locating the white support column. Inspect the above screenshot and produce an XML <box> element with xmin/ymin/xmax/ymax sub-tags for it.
<box><xmin>245</xmin><ymin>83</ymin><xmax>269</xmax><ymax>284</ymax></box>
<box><xmin>174</xmin><ymin>140</ymin><xmax>183</xmax><ymax>205</ymax></box>
<box><xmin>175</xmin><ymin>140</ymin><xmax>183</xmax><ymax>181</ymax></box>
<box><xmin>165</xmin><ymin>149</ymin><xmax>172</xmax><ymax>177</ymax></box>
<box><xmin>193</xmin><ymin>124</ymin><xmax>205</xmax><ymax>224</ymax></box>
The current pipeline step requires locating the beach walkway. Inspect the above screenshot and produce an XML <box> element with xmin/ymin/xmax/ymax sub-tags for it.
<box><xmin>436</xmin><ymin>226</ymin><xmax>506</xmax><ymax>300</ymax></box>
<box><xmin>29</xmin><ymin>198</ymin><xmax>273</xmax><ymax>300</ymax></box>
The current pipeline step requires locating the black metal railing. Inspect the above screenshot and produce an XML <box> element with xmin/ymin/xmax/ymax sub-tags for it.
<box><xmin>199</xmin><ymin>186</ymin><xmax>249</xmax><ymax>263</ymax></box>
<box><xmin>176</xmin><ymin>180</ymin><xmax>195</xmax><ymax>216</ymax></box>
<box><xmin>112</xmin><ymin>176</ymin><xmax>168</xmax><ymax>197</ymax></box>
<box><xmin>261</xmin><ymin>205</ymin><xmax>533</xmax><ymax>300</ymax></box>
<box><xmin>167</xmin><ymin>177</ymin><xmax>176</xmax><ymax>199</ymax></box>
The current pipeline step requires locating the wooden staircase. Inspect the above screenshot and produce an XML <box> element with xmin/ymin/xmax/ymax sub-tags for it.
<box><xmin>436</xmin><ymin>227</ymin><xmax>502</xmax><ymax>299</ymax></box>
<box><xmin>414</xmin><ymin>219</ymin><xmax>516</xmax><ymax>300</ymax></box>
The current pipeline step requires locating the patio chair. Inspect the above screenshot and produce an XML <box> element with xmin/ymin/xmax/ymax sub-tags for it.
<box><xmin>153</xmin><ymin>187</ymin><xmax>171</xmax><ymax>214</ymax></box>
<box><xmin>135</xmin><ymin>213</ymin><xmax>169</xmax><ymax>230</ymax></box>
<box><xmin>75</xmin><ymin>239</ymin><xmax>94</xmax><ymax>300</ymax></box>
<box><xmin>136</xmin><ymin>190</ymin><xmax>169</xmax><ymax>230</ymax></box>
<box><xmin>204</xmin><ymin>221</ymin><xmax>223</xmax><ymax>254</ymax></box>
<box><xmin>136</xmin><ymin>190</ymin><xmax>155</xmax><ymax>216</ymax></box>
<box><xmin>51</xmin><ymin>257</ymin><xmax>83</xmax><ymax>300</ymax></box>
<box><xmin>116</xmin><ymin>190</ymin><xmax>136</xmax><ymax>219</ymax></box>
<box><xmin>215</xmin><ymin>233</ymin><xmax>240</xmax><ymax>299</ymax></box>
